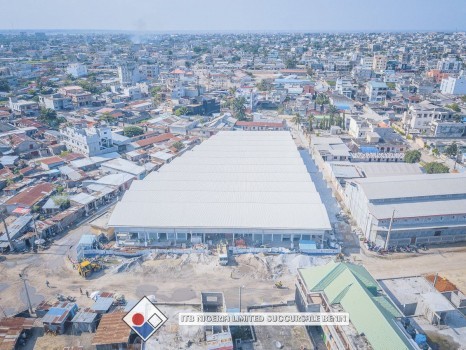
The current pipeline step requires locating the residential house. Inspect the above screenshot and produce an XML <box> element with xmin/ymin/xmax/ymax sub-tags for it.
<box><xmin>0</xmin><ymin>133</ymin><xmax>40</xmax><ymax>157</ymax></box>
<box><xmin>365</xmin><ymin>81</ymin><xmax>388</xmax><ymax>103</ymax></box>
<box><xmin>60</xmin><ymin>123</ymin><xmax>118</xmax><ymax>157</ymax></box>
<box><xmin>403</xmin><ymin>101</ymin><xmax>455</xmax><ymax>134</ymax></box>
<box><xmin>39</xmin><ymin>156</ymin><xmax>65</xmax><ymax>170</ymax></box>
<box><xmin>39</xmin><ymin>93</ymin><xmax>73</xmax><ymax>111</ymax></box>
<box><xmin>100</xmin><ymin>158</ymin><xmax>146</xmax><ymax>180</ymax></box>
<box><xmin>2</xmin><ymin>182</ymin><xmax>55</xmax><ymax>213</ymax></box>
<box><xmin>8</xmin><ymin>98</ymin><xmax>39</xmax><ymax>116</ymax></box>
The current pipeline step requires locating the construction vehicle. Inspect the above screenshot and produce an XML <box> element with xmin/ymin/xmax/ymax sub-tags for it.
<box><xmin>77</xmin><ymin>260</ymin><xmax>102</xmax><ymax>278</ymax></box>
<box><xmin>217</xmin><ymin>242</ymin><xmax>229</xmax><ymax>266</ymax></box>
<box><xmin>274</xmin><ymin>281</ymin><xmax>285</xmax><ymax>289</ymax></box>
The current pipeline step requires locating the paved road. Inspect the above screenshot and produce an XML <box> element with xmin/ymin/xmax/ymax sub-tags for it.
<box><xmin>299</xmin><ymin>150</ymin><xmax>340</xmax><ymax>224</ymax></box>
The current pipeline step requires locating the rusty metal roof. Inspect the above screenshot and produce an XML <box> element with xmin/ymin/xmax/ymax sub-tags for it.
<box><xmin>0</xmin><ymin>317</ymin><xmax>35</xmax><ymax>350</ymax></box>
<box><xmin>92</xmin><ymin>312</ymin><xmax>131</xmax><ymax>346</ymax></box>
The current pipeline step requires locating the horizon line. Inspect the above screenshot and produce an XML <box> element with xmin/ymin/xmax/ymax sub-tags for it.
<box><xmin>0</xmin><ymin>28</ymin><xmax>464</xmax><ymax>34</ymax></box>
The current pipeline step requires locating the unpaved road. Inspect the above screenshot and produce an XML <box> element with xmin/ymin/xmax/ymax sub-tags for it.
<box><xmin>355</xmin><ymin>246</ymin><xmax>466</xmax><ymax>292</ymax></box>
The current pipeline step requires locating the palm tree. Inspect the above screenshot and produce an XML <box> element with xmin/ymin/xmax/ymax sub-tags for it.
<box><xmin>232</xmin><ymin>97</ymin><xmax>247</xmax><ymax>121</ymax></box>
<box><xmin>292</xmin><ymin>113</ymin><xmax>301</xmax><ymax>127</ymax></box>
<box><xmin>321</xmin><ymin>117</ymin><xmax>328</xmax><ymax>130</ymax></box>
<box><xmin>228</xmin><ymin>86</ymin><xmax>237</xmax><ymax>97</ymax></box>
<box><xmin>307</xmin><ymin>114</ymin><xmax>315</xmax><ymax>132</ymax></box>
<box><xmin>327</xmin><ymin>105</ymin><xmax>339</xmax><ymax>127</ymax></box>
<box><xmin>315</xmin><ymin>93</ymin><xmax>329</xmax><ymax>109</ymax></box>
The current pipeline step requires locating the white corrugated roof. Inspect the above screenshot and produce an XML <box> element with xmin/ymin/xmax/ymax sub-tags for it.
<box><xmin>354</xmin><ymin>172</ymin><xmax>466</xmax><ymax>200</ymax></box>
<box><xmin>108</xmin><ymin>131</ymin><xmax>331</xmax><ymax>232</ymax></box>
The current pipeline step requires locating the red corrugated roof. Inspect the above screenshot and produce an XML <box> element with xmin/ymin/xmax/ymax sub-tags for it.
<box><xmin>40</xmin><ymin>156</ymin><xmax>63</xmax><ymax>165</ymax></box>
<box><xmin>92</xmin><ymin>312</ymin><xmax>131</xmax><ymax>346</ymax></box>
<box><xmin>135</xmin><ymin>133</ymin><xmax>174</xmax><ymax>147</ymax></box>
<box><xmin>0</xmin><ymin>317</ymin><xmax>35</xmax><ymax>350</ymax></box>
<box><xmin>5</xmin><ymin>183</ymin><xmax>54</xmax><ymax>207</ymax></box>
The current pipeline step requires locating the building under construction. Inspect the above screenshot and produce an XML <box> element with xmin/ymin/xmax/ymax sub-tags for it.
<box><xmin>109</xmin><ymin>131</ymin><xmax>331</xmax><ymax>247</ymax></box>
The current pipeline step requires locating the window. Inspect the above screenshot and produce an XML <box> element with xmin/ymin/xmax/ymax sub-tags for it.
<box><xmin>434</xmin><ymin>231</ymin><xmax>441</xmax><ymax>237</ymax></box>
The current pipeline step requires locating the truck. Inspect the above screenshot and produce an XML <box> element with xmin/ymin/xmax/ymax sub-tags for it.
<box><xmin>217</xmin><ymin>242</ymin><xmax>229</xmax><ymax>266</ymax></box>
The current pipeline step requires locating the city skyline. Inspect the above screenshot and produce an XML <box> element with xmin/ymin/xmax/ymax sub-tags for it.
<box><xmin>1</xmin><ymin>0</ymin><xmax>465</xmax><ymax>32</ymax></box>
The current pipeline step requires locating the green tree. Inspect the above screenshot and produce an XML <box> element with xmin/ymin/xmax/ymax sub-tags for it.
<box><xmin>123</xmin><ymin>126</ymin><xmax>144</xmax><ymax>137</ymax></box>
<box><xmin>327</xmin><ymin>105</ymin><xmax>339</xmax><ymax>126</ymax></box>
<box><xmin>99</xmin><ymin>112</ymin><xmax>114</xmax><ymax>123</ymax></box>
<box><xmin>444</xmin><ymin>142</ymin><xmax>458</xmax><ymax>158</ymax></box>
<box><xmin>76</xmin><ymin>79</ymin><xmax>100</xmax><ymax>94</ymax></box>
<box><xmin>52</xmin><ymin>195</ymin><xmax>70</xmax><ymax>209</ymax></box>
<box><xmin>291</xmin><ymin>113</ymin><xmax>301</xmax><ymax>126</ymax></box>
<box><xmin>151</xmin><ymin>86</ymin><xmax>163</xmax><ymax>105</ymax></box>
<box><xmin>424</xmin><ymin>162</ymin><xmax>449</xmax><ymax>174</ymax></box>
<box><xmin>404</xmin><ymin>150</ymin><xmax>421</xmax><ymax>163</ymax></box>
<box><xmin>0</xmin><ymin>79</ymin><xmax>10</xmax><ymax>92</ymax></box>
<box><xmin>39</xmin><ymin>108</ymin><xmax>66</xmax><ymax>129</ymax></box>
<box><xmin>307</xmin><ymin>114</ymin><xmax>315</xmax><ymax>132</ymax></box>
<box><xmin>231</xmin><ymin>97</ymin><xmax>247</xmax><ymax>121</ymax></box>
<box><xmin>256</xmin><ymin>80</ymin><xmax>272</xmax><ymax>91</ymax></box>
<box><xmin>172</xmin><ymin>141</ymin><xmax>184</xmax><ymax>151</ymax></box>
<box><xmin>174</xmin><ymin>106</ymin><xmax>189</xmax><ymax>116</ymax></box>
<box><xmin>432</xmin><ymin>148</ymin><xmax>440</xmax><ymax>156</ymax></box>
<box><xmin>316</xmin><ymin>93</ymin><xmax>329</xmax><ymax>108</ymax></box>
<box><xmin>446</xmin><ymin>103</ymin><xmax>461</xmax><ymax>112</ymax></box>
<box><xmin>285</xmin><ymin>57</ymin><xmax>298</xmax><ymax>69</ymax></box>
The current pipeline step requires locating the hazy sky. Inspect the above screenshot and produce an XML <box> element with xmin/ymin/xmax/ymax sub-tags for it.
<box><xmin>1</xmin><ymin>0</ymin><xmax>465</xmax><ymax>32</ymax></box>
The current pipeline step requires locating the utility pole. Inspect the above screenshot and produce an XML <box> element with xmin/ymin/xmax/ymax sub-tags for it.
<box><xmin>239</xmin><ymin>286</ymin><xmax>242</xmax><ymax>313</ymax></box>
<box><xmin>0</xmin><ymin>298</ymin><xmax>7</xmax><ymax>317</ymax></box>
<box><xmin>384</xmin><ymin>209</ymin><xmax>396</xmax><ymax>250</ymax></box>
<box><xmin>19</xmin><ymin>274</ymin><xmax>33</xmax><ymax>315</ymax></box>
<box><xmin>239</xmin><ymin>285</ymin><xmax>245</xmax><ymax>312</ymax></box>
<box><xmin>1</xmin><ymin>212</ymin><xmax>14</xmax><ymax>252</ymax></box>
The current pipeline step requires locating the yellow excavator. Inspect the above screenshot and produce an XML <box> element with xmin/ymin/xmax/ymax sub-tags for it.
<box><xmin>77</xmin><ymin>260</ymin><xmax>102</xmax><ymax>278</ymax></box>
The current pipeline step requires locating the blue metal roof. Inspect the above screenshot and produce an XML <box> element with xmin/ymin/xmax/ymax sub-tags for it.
<box><xmin>78</xmin><ymin>234</ymin><xmax>96</xmax><ymax>246</ymax></box>
<box><xmin>299</xmin><ymin>240</ymin><xmax>317</xmax><ymax>250</ymax></box>
<box><xmin>360</xmin><ymin>146</ymin><xmax>379</xmax><ymax>154</ymax></box>
<box><xmin>91</xmin><ymin>297</ymin><xmax>114</xmax><ymax>312</ymax></box>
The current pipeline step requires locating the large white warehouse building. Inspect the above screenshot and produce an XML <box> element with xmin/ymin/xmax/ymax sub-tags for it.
<box><xmin>108</xmin><ymin>131</ymin><xmax>331</xmax><ymax>247</ymax></box>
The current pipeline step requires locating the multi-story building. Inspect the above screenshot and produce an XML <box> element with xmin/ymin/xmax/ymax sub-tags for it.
<box><xmin>39</xmin><ymin>93</ymin><xmax>73</xmax><ymax>111</ymax></box>
<box><xmin>365</xmin><ymin>81</ymin><xmax>388</xmax><ymax>102</ymax></box>
<box><xmin>118</xmin><ymin>62</ymin><xmax>140</xmax><ymax>87</ymax></box>
<box><xmin>372</xmin><ymin>55</ymin><xmax>387</xmax><ymax>72</ymax></box>
<box><xmin>58</xmin><ymin>86</ymin><xmax>93</xmax><ymax>107</ymax></box>
<box><xmin>403</xmin><ymin>101</ymin><xmax>455</xmax><ymax>133</ymax></box>
<box><xmin>296</xmin><ymin>261</ymin><xmax>417</xmax><ymax>350</ymax></box>
<box><xmin>139</xmin><ymin>64</ymin><xmax>159</xmax><ymax>80</ymax></box>
<box><xmin>440</xmin><ymin>72</ymin><xmax>466</xmax><ymax>95</ymax></box>
<box><xmin>66</xmin><ymin>63</ymin><xmax>88</xmax><ymax>78</ymax></box>
<box><xmin>335</xmin><ymin>77</ymin><xmax>354</xmax><ymax>98</ymax></box>
<box><xmin>344</xmin><ymin>173</ymin><xmax>466</xmax><ymax>246</ymax></box>
<box><xmin>8</xmin><ymin>97</ymin><xmax>39</xmax><ymax>116</ymax></box>
<box><xmin>60</xmin><ymin>122</ymin><xmax>117</xmax><ymax>157</ymax></box>
<box><xmin>430</xmin><ymin>120</ymin><xmax>466</xmax><ymax>138</ymax></box>
<box><xmin>436</xmin><ymin>56</ymin><xmax>462</xmax><ymax>73</ymax></box>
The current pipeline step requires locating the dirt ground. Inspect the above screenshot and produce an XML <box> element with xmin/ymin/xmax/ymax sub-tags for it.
<box><xmin>0</xmin><ymin>221</ymin><xmax>332</xmax><ymax>318</ymax></box>
<box><xmin>353</xmin><ymin>245</ymin><xmax>466</xmax><ymax>293</ymax></box>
